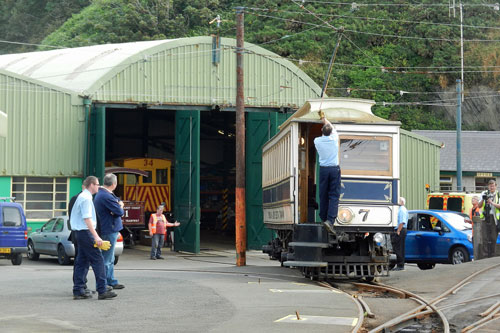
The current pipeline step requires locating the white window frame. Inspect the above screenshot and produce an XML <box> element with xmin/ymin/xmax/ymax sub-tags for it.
<box><xmin>11</xmin><ymin>177</ymin><xmax>69</xmax><ymax>220</ymax></box>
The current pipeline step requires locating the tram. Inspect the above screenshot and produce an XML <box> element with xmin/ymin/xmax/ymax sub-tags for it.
<box><xmin>262</xmin><ymin>98</ymin><xmax>400</xmax><ymax>280</ymax></box>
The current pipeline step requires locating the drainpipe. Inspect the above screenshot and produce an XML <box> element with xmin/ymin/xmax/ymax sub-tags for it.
<box><xmin>83</xmin><ymin>98</ymin><xmax>92</xmax><ymax>177</ymax></box>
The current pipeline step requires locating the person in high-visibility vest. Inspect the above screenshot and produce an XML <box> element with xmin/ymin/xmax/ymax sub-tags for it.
<box><xmin>478</xmin><ymin>179</ymin><xmax>500</xmax><ymax>225</ymax></box>
<box><xmin>148</xmin><ymin>204</ymin><xmax>179</xmax><ymax>260</ymax></box>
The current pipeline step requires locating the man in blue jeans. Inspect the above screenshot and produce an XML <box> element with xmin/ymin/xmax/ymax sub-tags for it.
<box><xmin>94</xmin><ymin>173</ymin><xmax>125</xmax><ymax>290</ymax></box>
<box><xmin>70</xmin><ymin>176</ymin><xmax>117</xmax><ymax>300</ymax></box>
<box><xmin>314</xmin><ymin>111</ymin><xmax>341</xmax><ymax>234</ymax></box>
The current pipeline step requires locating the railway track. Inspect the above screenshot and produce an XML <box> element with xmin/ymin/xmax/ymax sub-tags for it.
<box><xmin>320</xmin><ymin>262</ymin><xmax>500</xmax><ymax>332</ymax></box>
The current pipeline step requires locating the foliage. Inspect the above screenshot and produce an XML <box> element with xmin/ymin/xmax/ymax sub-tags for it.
<box><xmin>0</xmin><ymin>0</ymin><xmax>90</xmax><ymax>54</ymax></box>
<box><xmin>3</xmin><ymin>0</ymin><xmax>500</xmax><ymax>130</ymax></box>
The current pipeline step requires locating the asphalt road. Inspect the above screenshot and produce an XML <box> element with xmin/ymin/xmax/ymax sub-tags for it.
<box><xmin>0</xmin><ymin>246</ymin><xmax>360</xmax><ymax>333</ymax></box>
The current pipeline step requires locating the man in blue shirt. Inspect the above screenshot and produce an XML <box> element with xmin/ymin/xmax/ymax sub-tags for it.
<box><xmin>314</xmin><ymin>112</ymin><xmax>341</xmax><ymax>234</ymax></box>
<box><xmin>94</xmin><ymin>173</ymin><xmax>125</xmax><ymax>290</ymax></box>
<box><xmin>71</xmin><ymin>176</ymin><xmax>117</xmax><ymax>300</ymax></box>
<box><xmin>392</xmin><ymin>197</ymin><xmax>408</xmax><ymax>271</ymax></box>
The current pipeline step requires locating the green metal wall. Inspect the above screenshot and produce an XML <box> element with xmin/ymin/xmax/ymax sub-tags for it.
<box><xmin>91</xmin><ymin>37</ymin><xmax>321</xmax><ymax>108</ymax></box>
<box><xmin>0</xmin><ymin>70</ymin><xmax>85</xmax><ymax>177</ymax></box>
<box><xmin>400</xmin><ymin>129</ymin><xmax>441</xmax><ymax>210</ymax></box>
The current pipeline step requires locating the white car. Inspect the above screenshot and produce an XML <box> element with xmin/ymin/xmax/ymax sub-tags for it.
<box><xmin>27</xmin><ymin>216</ymin><xmax>123</xmax><ymax>265</ymax></box>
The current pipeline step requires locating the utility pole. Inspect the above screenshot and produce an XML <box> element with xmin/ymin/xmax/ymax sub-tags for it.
<box><xmin>235</xmin><ymin>7</ymin><xmax>246</xmax><ymax>266</ymax></box>
<box><xmin>456</xmin><ymin>79</ymin><xmax>462</xmax><ymax>191</ymax></box>
<box><xmin>459</xmin><ymin>1</ymin><xmax>464</xmax><ymax>101</ymax></box>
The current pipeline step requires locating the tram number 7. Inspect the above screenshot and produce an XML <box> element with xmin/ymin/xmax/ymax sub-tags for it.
<box><xmin>358</xmin><ymin>209</ymin><xmax>370</xmax><ymax>222</ymax></box>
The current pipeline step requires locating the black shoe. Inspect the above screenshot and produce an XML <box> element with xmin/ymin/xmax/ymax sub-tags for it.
<box><xmin>150</xmin><ymin>256</ymin><xmax>156</xmax><ymax>260</ymax></box>
<box><xmin>112</xmin><ymin>284</ymin><xmax>125</xmax><ymax>290</ymax></box>
<box><xmin>98</xmin><ymin>291</ymin><xmax>117</xmax><ymax>300</ymax></box>
<box><xmin>156</xmin><ymin>256</ymin><xmax>165</xmax><ymax>260</ymax></box>
<box><xmin>323</xmin><ymin>221</ymin><xmax>335</xmax><ymax>234</ymax></box>
<box><xmin>73</xmin><ymin>293</ymin><xmax>92</xmax><ymax>300</ymax></box>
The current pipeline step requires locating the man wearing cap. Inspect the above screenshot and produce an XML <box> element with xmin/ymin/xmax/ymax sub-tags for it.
<box><xmin>148</xmin><ymin>205</ymin><xmax>180</xmax><ymax>260</ymax></box>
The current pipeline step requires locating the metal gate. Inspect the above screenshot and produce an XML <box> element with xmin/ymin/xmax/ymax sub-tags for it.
<box><xmin>174</xmin><ymin>110</ymin><xmax>200</xmax><ymax>253</ymax></box>
<box><xmin>246</xmin><ymin>112</ymin><xmax>291</xmax><ymax>250</ymax></box>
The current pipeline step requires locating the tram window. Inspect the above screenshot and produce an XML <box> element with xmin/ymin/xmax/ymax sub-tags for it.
<box><xmin>156</xmin><ymin>169</ymin><xmax>168</xmax><ymax>185</ymax></box>
<box><xmin>339</xmin><ymin>136</ymin><xmax>392</xmax><ymax>176</ymax></box>
<box><xmin>142</xmin><ymin>171</ymin><xmax>152</xmax><ymax>184</ymax></box>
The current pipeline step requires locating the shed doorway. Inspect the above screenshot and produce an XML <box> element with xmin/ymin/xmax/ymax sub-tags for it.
<box><xmin>100</xmin><ymin>106</ymin><xmax>236</xmax><ymax>252</ymax></box>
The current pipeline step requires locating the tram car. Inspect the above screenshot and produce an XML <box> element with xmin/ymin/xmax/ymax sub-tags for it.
<box><xmin>105</xmin><ymin>158</ymin><xmax>172</xmax><ymax>245</ymax></box>
<box><xmin>262</xmin><ymin>98</ymin><xmax>400</xmax><ymax>280</ymax></box>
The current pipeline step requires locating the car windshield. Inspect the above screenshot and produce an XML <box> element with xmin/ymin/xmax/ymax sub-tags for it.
<box><xmin>441</xmin><ymin>213</ymin><xmax>472</xmax><ymax>231</ymax></box>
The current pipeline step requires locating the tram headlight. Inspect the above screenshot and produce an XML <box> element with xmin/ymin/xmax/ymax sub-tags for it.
<box><xmin>373</xmin><ymin>232</ymin><xmax>384</xmax><ymax>246</ymax></box>
<box><xmin>337</xmin><ymin>207</ymin><xmax>354</xmax><ymax>224</ymax></box>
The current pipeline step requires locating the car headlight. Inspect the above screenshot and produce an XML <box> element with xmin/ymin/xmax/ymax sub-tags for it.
<box><xmin>373</xmin><ymin>232</ymin><xmax>384</xmax><ymax>245</ymax></box>
<box><xmin>467</xmin><ymin>234</ymin><xmax>472</xmax><ymax>243</ymax></box>
<box><xmin>337</xmin><ymin>207</ymin><xmax>354</xmax><ymax>224</ymax></box>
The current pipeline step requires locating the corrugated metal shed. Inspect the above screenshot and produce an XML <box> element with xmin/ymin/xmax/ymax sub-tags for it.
<box><xmin>0</xmin><ymin>36</ymin><xmax>321</xmax><ymax>108</ymax></box>
<box><xmin>0</xmin><ymin>69</ymin><xmax>84</xmax><ymax>176</ymax></box>
<box><xmin>400</xmin><ymin>129</ymin><xmax>441</xmax><ymax>210</ymax></box>
<box><xmin>0</xmin><ymin>36</ymin><xmax>322</xmax><ymax>176</ymax></box>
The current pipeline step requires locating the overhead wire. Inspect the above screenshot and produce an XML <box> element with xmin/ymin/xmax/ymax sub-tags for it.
<box><xmin>294</xmin><ymin>1</ymin><xmax>500</xmax><ymax>8</ymax></box>
<box><xmin>244</xmin><ymin>9</ymin><xmax>500</xmax><ymax>42</ymax></box>
<box><xmin>246</xmin><ymin>6</ymin><xmax>500</xmax><ymax>30</ymax></box>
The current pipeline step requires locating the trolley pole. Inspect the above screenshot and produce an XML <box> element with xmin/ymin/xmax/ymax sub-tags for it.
<box><xmin>235</xmin><ymin>7</ymin><xmax>246</xmax><ymax>266</ymax></box>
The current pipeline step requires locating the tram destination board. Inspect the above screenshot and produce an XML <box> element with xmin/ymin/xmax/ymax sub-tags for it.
<box><xmin>122</xmin><ymin>201</ymin><xmax>145</xmax><ymax>226</ymax></box>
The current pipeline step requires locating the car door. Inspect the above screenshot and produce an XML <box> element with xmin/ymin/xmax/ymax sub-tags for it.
<box><xmin>404</xmin><ymin>213</ymin><xmax>419</xmax><ymax>260</ymax></box>
<box><xmin>45</xmin><ymin>218</ymin><xmax>65</xmax><ymax>255</ymax></box>
<box><xmin>428</xmin><ymin>219</ymin><xmax>452</xmax><ymax>261</ymax></box>
<box><xmin>35</xmin><ymin>219</ymin><xmax>56</xmax><ymax>253</ymax></box>
<box><xmin>408</xmin><ymin>213</ymin><xmax>437</xmax><ymax>261</ymax></box>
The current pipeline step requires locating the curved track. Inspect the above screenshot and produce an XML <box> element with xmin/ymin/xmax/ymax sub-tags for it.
<box><xmin>327</xmin><ymin>262</ymin><xmax>500</xmax><ymax>332</ymax></box>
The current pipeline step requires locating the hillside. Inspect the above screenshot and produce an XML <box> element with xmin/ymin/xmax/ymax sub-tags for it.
<box><xmin>2</xmin><ymin>0</ymin><xmax>499</xmax><ymax>130</ymax></box>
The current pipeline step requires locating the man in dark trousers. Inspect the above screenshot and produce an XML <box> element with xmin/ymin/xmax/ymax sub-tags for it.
<box><xmin>314</xmin><ymin>111</ymin><xmax>341</xmax><ymax>234</ymax></box>
<box><xmin>71</xmin><ymin>176</ymin><xmax>116</xmax><ymax>300</ymax></box>
<box><xmin>68</xmin><ymin>186</ymin><xmax>87</xmax><ymax>293</ymax></box>
<box><xmin>94</xmin><ymin>173</ymin><xmax>125</xmax><ymax>290</ymax></box>
<box><xmin>391</xmin><ymin>197</ymin><xmax>408</xmax><ymax>271</ymax></box>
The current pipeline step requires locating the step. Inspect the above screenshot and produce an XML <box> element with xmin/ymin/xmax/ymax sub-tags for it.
<box><xmin>288</xmin><ymin>242</ymin><xmax>330</xmax><ymax>248</ymax></box>
<box><xmin>283</xmin><ymin>261</ymin><xmax>328</xmax><ymax>267</ymax></box>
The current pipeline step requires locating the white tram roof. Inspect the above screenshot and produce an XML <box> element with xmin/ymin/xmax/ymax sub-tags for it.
<box><xmin>280</xmin><ymin>98</ymin><xmax>400</xmax><ymax>129</ymax></box>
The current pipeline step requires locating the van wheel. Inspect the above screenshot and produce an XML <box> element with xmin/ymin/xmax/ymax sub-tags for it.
<box><xmin>114</xmin><ymin>256</ymin><xmax>119</xmax><ymax>265</ymax></box>
<box><xmin>57</xmin><ymin>245</ymin><xmax>71</xmax><ymax>265</ymax></box>
<box><xmin>27</xmin><ymin>241</ymin><xmax>39</xmax><ymax>261</ymax></box>
<box><xmin>11</xmin><ymin>253</ymin><xmax>22</xmax><ymax>265</ymax></box>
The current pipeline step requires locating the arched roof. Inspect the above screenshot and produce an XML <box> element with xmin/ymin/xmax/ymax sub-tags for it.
<box><xmin>0</xmin><ymin>37</ymin><xmax>322</xmax><ymax>108</ymax></box>
<box><xmin>0</xmin><ymin>39</ymin><xmax>171</xmax><ymax>94</ymax></box>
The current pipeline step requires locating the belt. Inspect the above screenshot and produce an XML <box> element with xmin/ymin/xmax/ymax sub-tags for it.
<box><xmin>320</xmin><ymin>165</ymin><xmax>339</xmax><ymax>168</ymax></box>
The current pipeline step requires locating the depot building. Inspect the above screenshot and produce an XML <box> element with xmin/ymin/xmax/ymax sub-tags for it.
<box><xmin>0</xmin><ymin>36</ymin><xmax>323</xmax><ymax>252</ymax></box>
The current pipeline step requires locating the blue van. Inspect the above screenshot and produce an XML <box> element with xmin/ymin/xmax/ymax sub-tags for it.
<box><xmin>0</xmin><ymin>198</ymin><xmax>28</xmax><ymax>265</ymax></box>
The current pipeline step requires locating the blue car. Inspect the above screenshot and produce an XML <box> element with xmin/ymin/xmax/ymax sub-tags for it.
<box><xmin>404</xmin><ymin>210</ymin><xmax>474</xmax><ymax>270</ymax></box>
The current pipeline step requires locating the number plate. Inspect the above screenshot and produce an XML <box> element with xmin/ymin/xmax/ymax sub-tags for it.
<box><xmin>0</xmin><ymin>248</ymin><xmax>11</xmax><ymax>254</ymax></box>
